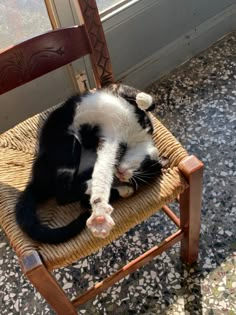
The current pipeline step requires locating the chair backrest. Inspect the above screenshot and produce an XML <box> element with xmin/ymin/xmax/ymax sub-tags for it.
<box><xmin>0</xmin><ymin>0</ymin><xmax>114</xmax><ymax>95</ymax></box>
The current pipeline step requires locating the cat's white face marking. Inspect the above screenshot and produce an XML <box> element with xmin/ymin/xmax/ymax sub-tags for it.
<box><xmin>115</xmin><ymin>143</ymin><xmax>159</xmax><ymax>182</ymax></box>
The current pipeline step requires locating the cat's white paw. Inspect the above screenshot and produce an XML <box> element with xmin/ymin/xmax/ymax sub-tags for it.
<box><xmin>136</xmin><ymin>92</ymin><xmax>153</xmax><ymax>111</ymax></box>
<box><xmin>116</xmin><ymin>185</ymin><xmax>135</xmax><ymax>198</ymax></box>
<box><xmin>86</xmin><ymin>203</ymin><xmax>115</xmax><ymax>238</ymax></box>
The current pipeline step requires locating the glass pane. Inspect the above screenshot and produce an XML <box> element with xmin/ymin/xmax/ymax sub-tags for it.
<box><xmin>0</xmin><ymin>0</ymin><xmax>52</xmax><ymax>50</ymax></box>
<box><xmin>96</xmin><ymin>0</ymin><xmax>126</xmax><ymax>13</ymax></box>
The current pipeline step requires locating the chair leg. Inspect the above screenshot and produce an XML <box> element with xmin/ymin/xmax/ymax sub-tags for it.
<box><xmin>179</xmin><ymin>155</ymin><xmax>204</xmax><ymax>264</ymax></box>
<box><xmin>20</xmin><ymin>251</ymin><xmax>77</xmax><ymax>315</ymax></box>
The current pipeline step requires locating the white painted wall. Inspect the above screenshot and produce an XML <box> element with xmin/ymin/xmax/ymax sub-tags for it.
<box><xmin>103</xmin><ymin>0</ymin><xmax>236</xmax><ymax>87</ymax></box>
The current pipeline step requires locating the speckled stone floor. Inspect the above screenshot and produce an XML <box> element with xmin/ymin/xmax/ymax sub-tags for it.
<box><xmin>0</xmin><ymin>33</ymin><xmax>236</xmax><ymax>315</ymax></box>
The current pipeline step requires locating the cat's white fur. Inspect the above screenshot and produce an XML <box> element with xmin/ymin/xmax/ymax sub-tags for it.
<box><xmin>136</xmin><ymin>92</ymin><xmax>153</xmax><ymax>110</ymax></box>
<box><xmin>72</xmin><ymin>91</ymin><xmax>156</xmax><ymax>238</ymax></box>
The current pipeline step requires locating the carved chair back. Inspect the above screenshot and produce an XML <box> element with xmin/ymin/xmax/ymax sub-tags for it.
<box><xmin>0</xmin><ymin>0</ymin><xmax>115</xmax><ymax>96</ymax></box>
<box><xmin>0</xmin><ymin>26</ymin><xmax>101</xmax><ymax>95</ymax></box>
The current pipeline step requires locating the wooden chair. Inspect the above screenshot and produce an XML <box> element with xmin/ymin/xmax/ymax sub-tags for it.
<box><xmin>0</xmin><ymin>1</ymin><xmax>203</xmax><ymax>314</ymax></box>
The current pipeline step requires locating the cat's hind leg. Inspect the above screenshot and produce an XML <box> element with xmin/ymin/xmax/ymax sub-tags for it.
<box><xmin>114</xmin><ymin>84</ymin><xmax>154</xmax><ymax>111</ymax></box>
<box><xmin>136</xmin><ymin>92</ymin><xmax>153</xmax><ymax>111</ymax></box>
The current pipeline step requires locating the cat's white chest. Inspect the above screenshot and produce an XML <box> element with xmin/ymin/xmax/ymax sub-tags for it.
<box><xmin>73</xmin><ymin>91</ymin><xmax>135</xmax><ymax>140</ymax></box>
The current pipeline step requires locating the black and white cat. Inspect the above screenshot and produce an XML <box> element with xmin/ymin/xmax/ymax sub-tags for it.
<box><xmin>15</xmin><ymin>84</ymin><xmax>164</xmax><ymax>244</ymax></box>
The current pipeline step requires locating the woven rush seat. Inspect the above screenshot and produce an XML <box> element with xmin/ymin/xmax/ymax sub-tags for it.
<box><xmin>0</xmin><ymin>106</ymin><xmax>188</xmax><ymax>270</ymax></box>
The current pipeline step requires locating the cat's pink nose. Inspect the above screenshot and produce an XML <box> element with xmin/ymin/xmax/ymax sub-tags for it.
<box><xmin>116</xmin><ymin>168</ymin><xmax>127</xmax><ymax>181</ymax></box>
<box><xmin>117</xmin><ymin>169</ymin><xmax>125</xmax><ymax>175</ymax></box>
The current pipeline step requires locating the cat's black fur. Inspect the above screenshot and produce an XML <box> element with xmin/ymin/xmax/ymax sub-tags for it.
<box><xmin>15</xmin><ymin>84</ymin><xmax>162</xmax><ymax>244</ymax></box>
<box><xmin>110</xmin><ymin>84</ymin><xmax>155</xmax><ymax>133</ymax></box>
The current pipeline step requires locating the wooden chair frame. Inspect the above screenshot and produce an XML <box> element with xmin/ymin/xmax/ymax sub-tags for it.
<box><xmin>0</xmin><ymin>1</ymin><xmax>203</xmax><ymax>314</ymax></box>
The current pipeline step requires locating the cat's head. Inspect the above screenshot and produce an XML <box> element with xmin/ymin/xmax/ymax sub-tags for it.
<box><xmin>115</xmin><ymin>143</ymin><xmax>163</xmax><ymax>185</ymax></box>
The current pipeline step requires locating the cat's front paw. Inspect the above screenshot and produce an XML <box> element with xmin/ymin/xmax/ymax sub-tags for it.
<box><xmin>116</xmin><ymin>185</ymin><xmax>135</xmax><ymax>198</ymax></box>
<box><xmin>86</xmin><ymin>203</ymin><xmax>115</xmax><ymax>238</ymax></box>
<box><xmin>136</xmin><ymin>92</ymin><xmax>153</xmax><ymax>111</ymax></box>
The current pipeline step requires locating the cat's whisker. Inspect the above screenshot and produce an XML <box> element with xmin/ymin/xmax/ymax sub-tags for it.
<box><xmin>133</xmin><ymin>171</ymin><xmax>153</xmax><ymax>178</ymax></box>
<box><xmin>144</xmin><ymin>171</ymin><xmax>162</xmax><ymax>176</ymax></box>
<box><xmin>138</xmin><ymin>172</ymin><xmax>157</xmax><ymax>177</ymax></box>
<box><xmin>133</xmin><ymin>174</ymin><xmax>155</xmax><ymax>188</ymax></box>
<box><xmin>132</xmin><ymin>178</ymin><xmax>138</xmax><ymax>191</ymax></box>
<box><xmin>133</xmin><ymin>175</ymin><xmax>148</xmax><ymax>185</ymax></box>
<box><xmin>135</xmin><ymin>169</ymin><xmax>161</xmax><ymax>177</ymax></box>
<box><xmin>136</xmin><ymin>174</ymin><xmax>153</xmax><ymax>179</ymax></box>
<box><xmin>133</xmin><ymin>172</ymin><xmax>150</xmax><ymax>179</ymax></box>
<box><xmin>130</xmin><ymin>177</ymin><xmax>138</xmax><ymax>191</ymax></box>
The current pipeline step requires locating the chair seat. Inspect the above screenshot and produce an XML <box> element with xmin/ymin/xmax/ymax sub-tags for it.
<box><xmin>0</xmin><ymin>105</ymin><xmax>188</xmax><ymax>270</ymax></box>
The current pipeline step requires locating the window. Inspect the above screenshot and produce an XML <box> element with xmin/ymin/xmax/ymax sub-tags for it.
<box><xmin>0</xmin><ymin>0</ymin><xmax>51</xmax><ymax>50</ymax></box>
<box><xmin>0</xmin><ymin>0</ymin><xmax>74</xmax><ymax>132</ymax></box>
<box><xmin>96</xmin><ymin>0</ymin><xmax>126</xmax><ymax>13</ymax></box>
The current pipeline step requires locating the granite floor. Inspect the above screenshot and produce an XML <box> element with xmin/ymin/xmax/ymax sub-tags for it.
<box><xmin>0</xmin><ymin>33</ymin><xmax>236</xmax><ymax>314</ymax></box>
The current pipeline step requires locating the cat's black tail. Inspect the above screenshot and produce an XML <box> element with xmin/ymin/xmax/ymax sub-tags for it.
<box><xmin>15</xmin><ymin>184</ymin><xmax>90</xmax><ymax>244</ymax></box>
